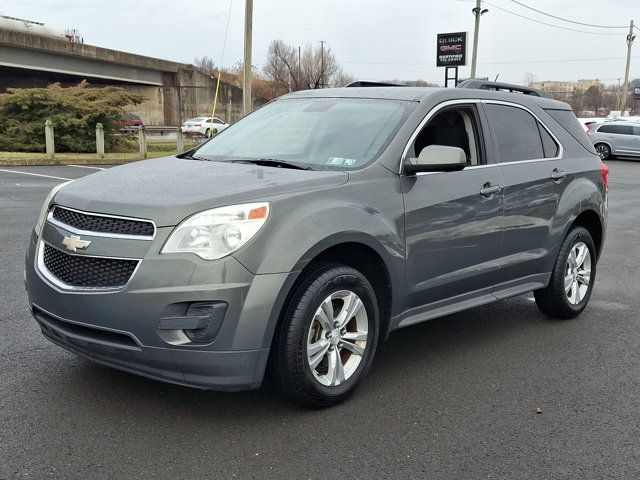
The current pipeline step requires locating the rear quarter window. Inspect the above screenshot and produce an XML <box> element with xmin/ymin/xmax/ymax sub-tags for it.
<box><xmin>545</xmin><ymin>109</ymin><xmax>596</xmax><ymax>154</ymax></box>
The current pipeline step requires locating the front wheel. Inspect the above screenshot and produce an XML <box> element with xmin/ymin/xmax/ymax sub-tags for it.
<box><xmin>269</xmin><ymin>263</ymin><xmax>380</xmax><ymax>408</ymax></box>
<box><xmin>595</xmin><ymin>143</ymin><xmax>611</xmax><ymax>160</ymax></box>
<box><xmin>535</xmin><ymin>226</ymin><xmax>596</xmax><ymax>319</ymax></box>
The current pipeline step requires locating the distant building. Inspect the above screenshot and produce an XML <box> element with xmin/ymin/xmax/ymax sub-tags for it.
<box><xmin>531</xmin><ymin>79</ymin><xmax>602</xmax><ymax>93</ymax></box>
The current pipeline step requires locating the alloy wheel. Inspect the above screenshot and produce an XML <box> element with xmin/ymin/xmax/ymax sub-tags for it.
<box><xmin>564</xmin><ymin>241</ymin><xmax>592</xmax><ymax>305</ymax></box>
<box><xmin>306</xmin><ymin>290</ymin><xmax>368</xmax><ymax>387</ymax></box>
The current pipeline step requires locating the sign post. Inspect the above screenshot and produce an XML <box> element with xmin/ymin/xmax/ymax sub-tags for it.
<box><xmin>437</xmin><ymin>32</ymin><xmax>468</xmax><ymax>87</ymax></box>
<box><xmin>633</xmin><ymin>87</ymin><xmax>640</xmax><ymax>114</ymax></box>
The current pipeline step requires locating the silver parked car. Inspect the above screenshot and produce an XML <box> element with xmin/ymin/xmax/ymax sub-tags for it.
<box><xmin>588</xmin><ymin>120</ymin><xmax>640</xmax><ymax>160</ymax></box>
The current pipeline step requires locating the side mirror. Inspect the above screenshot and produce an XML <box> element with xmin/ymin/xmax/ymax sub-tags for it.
<box><xmin>403</xmin><ymin>145</ymin><xmax>467</xmax><ymax>175</ymax></box>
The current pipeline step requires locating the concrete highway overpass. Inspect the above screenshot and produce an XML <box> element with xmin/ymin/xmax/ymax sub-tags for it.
<box><xmin>0</xmin><ymin>29</ymin><xmax>247</xmax><ymax>125</ymax></box>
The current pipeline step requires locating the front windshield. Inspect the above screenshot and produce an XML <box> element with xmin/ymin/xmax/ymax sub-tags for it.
<box><xmin>194</xmin><ymin>97</ymin><xmax>414</xmax><ymax>170</ymax></box>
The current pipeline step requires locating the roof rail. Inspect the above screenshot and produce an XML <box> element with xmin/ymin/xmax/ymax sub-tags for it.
<box><xmin>346</xmin><ymin>81</ymin><xmax>401</xmax><ymax>88</ymax></box>
<box><xmin>456</xmin><ymin>79</ymin><xmax>551</xmax><ymax>98</ymax></box>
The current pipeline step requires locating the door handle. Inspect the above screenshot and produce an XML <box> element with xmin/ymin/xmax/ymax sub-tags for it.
<box><xmin>480</xmin><ymin>183</ymin><xmax>501</xmax><ymax>197</ymax></box>
<box><xmin>551</xmin><ymin>168</ymin><xmax>567</xmax><ymax>181</ymax></box>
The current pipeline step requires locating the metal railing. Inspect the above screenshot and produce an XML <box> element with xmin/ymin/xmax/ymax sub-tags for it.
<box><xmin>43</xmin><ymin>121</ymin><xmax>207</xmax><ymax>159</ymax></box>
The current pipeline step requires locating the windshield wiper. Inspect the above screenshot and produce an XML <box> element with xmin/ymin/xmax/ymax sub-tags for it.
<box><xmin>232</xmin><ymin>158</ymin><xmax>313</xmax><ymax>171</ymax></box>
<box><xmin>178</xmin><ymin>151</ymin><xmax>207</xmax><ymax>161</ymax></box>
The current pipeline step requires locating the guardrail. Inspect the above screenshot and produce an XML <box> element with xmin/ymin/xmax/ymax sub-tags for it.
<box><xmin>42</xmin><ymin>121</ymin><xmax>207</xmax><ymax>159</ymax></box>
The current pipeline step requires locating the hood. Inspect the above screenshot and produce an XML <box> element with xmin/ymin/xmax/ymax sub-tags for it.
<box><xmin>54</xmin><ymin>157</ymin><xmax>348</xmax><ymax>226</ymax></box>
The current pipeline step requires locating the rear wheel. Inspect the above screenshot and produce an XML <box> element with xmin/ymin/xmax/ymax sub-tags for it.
<box><xmin>204</xmin><ymin>128</ymin><xmax>211</xmax><ymax>138</ymax></box>
<box><xmin>535</xmin><ymin>226</ymin><xmax>596</xmax><ymax>319</ymax></box>
<box><xmin>269</xmin><ymin>263</ymin><xmax>379</xmax><ymax>408</ymax></box>
<box><xmin>595</xmin><ymin>143</ymin><xmax>611</xmax><ymax>160</ymax></box>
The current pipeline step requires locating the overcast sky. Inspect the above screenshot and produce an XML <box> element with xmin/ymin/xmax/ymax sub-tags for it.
<box><xmin>2</xmin><ymin>0</ymin><xmax>637</xmax><ymax>86</ymax></box>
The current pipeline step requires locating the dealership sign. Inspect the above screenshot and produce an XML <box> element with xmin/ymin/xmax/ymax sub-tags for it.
<box><xmin>634</xmin><ymin>87</ymin><xmax>640</xmax><ymax>99</ymax></box>
<box><xmin>437</xmin><ymin>32</ymin><xmax>467</xmax><ymax>67</ymax></box>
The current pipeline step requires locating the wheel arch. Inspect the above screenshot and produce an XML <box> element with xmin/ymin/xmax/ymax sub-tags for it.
<box><xmin>267</xmin><ymin>234</ymin><xmax>401</xmax><ymax>350</ymax></box>
<box><xmin>569</xmin><ymin>209</ymin><xmax>604</xmax><ymax>259</ymax></box>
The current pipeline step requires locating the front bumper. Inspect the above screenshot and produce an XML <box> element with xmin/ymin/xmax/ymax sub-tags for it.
<box><xmin>25</xmin><ymin>227</ymin><xmax>294</xmax><ymax>391</ymax></box>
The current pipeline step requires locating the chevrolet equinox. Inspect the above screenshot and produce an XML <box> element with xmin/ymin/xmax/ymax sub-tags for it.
<box><xmin>25</xmin><ymin>82</ymin><xmax>608</xmax><ymax>407</ymax></box>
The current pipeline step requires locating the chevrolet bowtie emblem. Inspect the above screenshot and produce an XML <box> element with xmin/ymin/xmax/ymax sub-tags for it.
<box><xmin>62</xmin><ymin>235</ymin><xmax>91</xmax><ymax>252</ymax></box>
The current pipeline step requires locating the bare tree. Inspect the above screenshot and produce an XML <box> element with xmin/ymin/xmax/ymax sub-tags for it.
<box><xmin>264</xmin><ymin>40</ymin><xmax>349</xmax><ymax>93</ymax></box>
<box><xmin>193</xmin><ymin>56</ymin><xmax>217</xmax><ymax>75</ymax></box>
<box><xmin>523</xmin><ymin>72</ymin><xmax>537</xmax><ymax>87</ymax></box>
<box><xmin>584</xmin><ymin>85</ymin><xmax>604</xmax><ymax>113</ymax></box>
<box><xmin>264</xmin><ymin>40</ymin><xmax>301</xmax><ymax>94</ymax></box>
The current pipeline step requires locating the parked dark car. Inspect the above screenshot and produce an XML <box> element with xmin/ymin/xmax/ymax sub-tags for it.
<box><xmin>25</xmin><ymin>82</ymin><xmax>608</xmax><ymax>407</ymax></box>
<box><xmin>116</xmin><ymin>113</ymin><xmax>144</xmax><ymax>127</ymax></box>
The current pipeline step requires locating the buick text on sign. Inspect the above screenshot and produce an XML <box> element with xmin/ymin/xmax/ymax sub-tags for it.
<box><xmin>436</xmin><ymin>32</ymin><xmax>467</xmax><ymax>68</ymax></box>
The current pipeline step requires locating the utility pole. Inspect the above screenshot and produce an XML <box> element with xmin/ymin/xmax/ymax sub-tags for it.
<box><xmin>622</xmin><ymin>19</ymin><xmax>636</xmax><ymax>114</ymax></box>
<box><xmin>243</xmin><ymin>0</ymin><xmax>253</xmax><ymax>114</ymax></box>
<box><xmin>319</xmin><ymin>40</ymin><xmax>326</xmax><ymax>88</ymax></box>
<box><xmin>298</xmin><ymin>46</ymin><xmax>302</xmax><ymax>88</ymax></box>
<box><xmin>470</xmin><ymin>0</ymin><xmax>488</xmax><ymax>79</ymax></box>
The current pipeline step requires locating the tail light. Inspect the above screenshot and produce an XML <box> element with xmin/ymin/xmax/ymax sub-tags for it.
<box><xmin>600</xmin><ymin>161</ymin><xmax>609</xmax><ymax>193</ymax></box>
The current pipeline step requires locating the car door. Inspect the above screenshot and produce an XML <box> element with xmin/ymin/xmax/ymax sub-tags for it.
<box><xmin>630</xmin><ymin>125</ymin><xmax>640</xmax><ymax>155</ymax></box>
<box><xmin>401</xmin><ymin>102</ymin><xmax>505</xmax><ymax>310</ymax></box>
<box><xmin>598</xmin><ymin>124</ymin><xmax>631</xmax><ymax>155</ymax></box>
<box><xmin>482</xmin><ymin>102</ymin><xmax>565</xmax><ymax>291</ymax></box>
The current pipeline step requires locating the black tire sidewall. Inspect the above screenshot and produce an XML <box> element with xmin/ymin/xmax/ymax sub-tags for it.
<box><xmin>556</xmin><ymin>227</ymin><xmax>597</xmax><ymax>315</ymax></box>
<box><xmin>286</xmin><ymin>266</ymin><xmax>379</xmax><ymax>401</ymax></box>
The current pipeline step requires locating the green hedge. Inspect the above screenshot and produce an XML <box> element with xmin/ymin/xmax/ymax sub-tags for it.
<box><xmin>0</xmin><ymin>81</ymin><xmax>143</xmax><ymax>153</ymax></box>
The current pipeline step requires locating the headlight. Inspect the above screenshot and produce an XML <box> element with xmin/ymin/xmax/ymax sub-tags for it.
<box><xmin>161</xmin><ymin>202</ymin><xmax>270</xmax><ymax>260</ymax></box>
<box><xmin>35</xmin><ymin>181</ymin><xmax>72</xmax><ymax>236</ymax></box>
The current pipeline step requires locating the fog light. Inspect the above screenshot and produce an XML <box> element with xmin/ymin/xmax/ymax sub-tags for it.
<box><xmin>157</xmin><ymin>302</ymin><xmax>227</xmax><ymax>345</ymax></box>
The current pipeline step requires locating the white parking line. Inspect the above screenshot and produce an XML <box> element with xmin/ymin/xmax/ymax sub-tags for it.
<box><xmin>0</xmin><ymin>168</ymin><xmax>71</xmax><ymax>181</ymax></box>
<box><xmin>68</xmin><ymin>165</ymin><xmax>106</xmax><ymax>170</ymax></box>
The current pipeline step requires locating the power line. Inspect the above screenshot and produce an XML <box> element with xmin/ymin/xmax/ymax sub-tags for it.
<box><xmin>342</xmin><ymin>56</ymin><xmax>639</xmax><ymax>67</ymax></box>
<box><xmin>483</xmin><ymin>1</ymin><xmax>626</xmax><ymax>36</ymax></box>
<box><xmin>508</xmin><ymin>0</ymin><xmax>627</xmax><ymax>29</ymax></box>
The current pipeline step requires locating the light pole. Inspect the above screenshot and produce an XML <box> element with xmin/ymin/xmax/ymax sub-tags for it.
<box><xmin>622</xmin><ymin>19</ymin><xmax>635</xmax><ymax>113</ymax></box>
<box><xmin>243</xmin><ymin>0</ymin><xmax>253</xmax><ymax>115</ymax></box>
<box><xmin>470</xmin><ymin>0</ymin><xmax>488</xmax><ymax>79</ymax></box>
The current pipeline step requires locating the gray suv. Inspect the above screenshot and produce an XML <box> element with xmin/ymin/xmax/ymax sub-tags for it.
<box><xmin>25</xmin><ymin>82</ymin><xmax>608</xmax><ymax>407</ymax></box>
<box><xmin>588</xmin><ymin>120</ymin><xmax>640</xmax><ymax>160</ymax></box>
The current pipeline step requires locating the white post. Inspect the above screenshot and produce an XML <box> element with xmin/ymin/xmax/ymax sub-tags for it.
<box><xmin>96</xmin><ymin>123</ymin><xmax>105</xmax><ymax>159</ymax></box>
<box><xmin>138</xmin><ymin>125</ymin><xmax>147</xmax><ymax>159</ymax></box>
<box><xmin>176</xmin><ymin>129</ymin><xmax>184</xmax><ymax>153</ymax></box>
<box><xmin>45</xmin><ymin>119</ymin><xmax>55</xmax><ymax>158</ymax></box>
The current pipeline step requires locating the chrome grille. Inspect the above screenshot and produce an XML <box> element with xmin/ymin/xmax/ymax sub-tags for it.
<box><xmin>42</xmin><ymin>243</ymin><xmax>138</xmax><ymax>289</ymax></box>
<box><xmin>52</xmin><ymin>206</ymin><xmax>155</xmax><ymax>237</ymax></box>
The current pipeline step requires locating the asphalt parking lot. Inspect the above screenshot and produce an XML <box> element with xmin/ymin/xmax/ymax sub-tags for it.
<box><xmin>1</xmin><ymin>160</ymin><xmax>639</xmax><ymax>479</ymax></box>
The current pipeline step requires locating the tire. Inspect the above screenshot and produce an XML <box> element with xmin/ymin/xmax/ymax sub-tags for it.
<box><xmin>594</xmin><ymin>143</ymin><xmax>611</xmax><ymax>160</ymax></box>
<box><xmin>534</xmin><ymin>226</ymin><xmax>597</xmax><ymax>319</ymax></box>
<box><xmin>269</xmin><ymin>263</ymin><xmax>380</xmax><ymax>408</ymax></box>
<box><xmin>204</xmin><ymin>128</ymin><xmax>211</xmax><ymax>138</ymax></box>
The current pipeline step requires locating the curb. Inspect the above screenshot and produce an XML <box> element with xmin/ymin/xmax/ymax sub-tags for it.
<box><xmin>0</xmin><ymin>157</ymin><xmax>146</xmax><ymax>167</ymax></box>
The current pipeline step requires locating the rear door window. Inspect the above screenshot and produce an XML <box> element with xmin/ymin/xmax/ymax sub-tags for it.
<box><xmin>484</xmin><ymin>104</ymin><xmax>544</xmax><ymax>162</ymax></box>
<box><xmin>538</xmin><ymin>123</ymin><xmax>559</xmax><ymax>158</ymax></box>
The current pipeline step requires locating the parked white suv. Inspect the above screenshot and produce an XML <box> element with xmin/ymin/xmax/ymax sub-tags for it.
<box><xmin>181</xmin><ymin>117</ymin><xmax>229</xmax><ymax>137</ymax></box>
<box><xmin>588</xmin><ymin>120</ymin><xmax>640</xmax><ymax>160</ymax></box>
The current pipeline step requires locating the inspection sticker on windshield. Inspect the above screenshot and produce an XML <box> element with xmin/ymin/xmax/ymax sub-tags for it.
<box><xmin>328</xmin><ymin>157</ymin><xmax>357</xmax><ymax>166</ymax></box>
